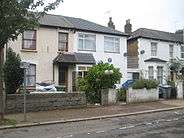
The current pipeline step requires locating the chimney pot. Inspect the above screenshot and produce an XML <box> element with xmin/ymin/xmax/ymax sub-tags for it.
<box><xmin>124</xmin><ymin>19</ymin><xmax>132</xmax><ymax>34</ymax></box>
<box><xmin>108</xmin><ymin>17</ymin><xmax>115</xmax><ymax>29</ymax></box>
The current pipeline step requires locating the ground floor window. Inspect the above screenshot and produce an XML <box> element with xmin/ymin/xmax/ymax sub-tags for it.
<box><xmin>148</xmin><ymin>66</ymin><xmax>154</xmax><ymax>80</ymax></box>
<box><xmin>157</xmin><ymin>66</ymin><xmax>163</xmax><ymax>84</ymax></box>
<box><xmin>76</xmin><ymin>65</ymin><xmax>92</xmax><ymax>78</ymax></box>
<box><xmin>26</xmin><ymin>64</ymin><xmax>36</xmax><ymax>86</ymax></box>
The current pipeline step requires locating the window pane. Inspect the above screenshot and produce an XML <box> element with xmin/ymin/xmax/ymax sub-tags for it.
<box><xmin>151</xmin><ymin>42</ymin><xmax>157</xmax><ymax>56</ymax></box>
<box><xmin>181</xmin><ymin>46</ymin><xmax>184</xmax><ymax>52</ymax></box>
<box><xmin>148</xmin><ymin>66</ymin><xmax>154</xmax><ymax>80</ymax></box>
<box><xmin>23</xmin><ymin>40</ymin><xmax>36</xmax><ymax>49</ymax></box>
<box><xmin>169</xmin><ymin>45</ymin><xmax>174</xmax><ymax>57</ymax></box>
<box><xmin>26</xmin><ymin>64</ymin><xmax>36</xmax><ymax>86</ymax></box>
<box><xmin>23</xmin><ymin>31</ymin><xmax>36</xmax><ymax>40</ymax></box>
<box><xmin>78</xmin><ymin>34</ymin><xmax>96</xmax><ymax>51</ymax></box>
<box><xmin>104</xmin><ymin>36</ymin><xmax>120</xmax><ymax>53</ymax></box>
<box><xmin>157</xmin><ymin>66</ymin><xmax>163</xmax><ymax>84</ymax></box>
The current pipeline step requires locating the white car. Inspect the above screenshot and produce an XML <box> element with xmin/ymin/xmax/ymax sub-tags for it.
<box><xmin>36</xmin><ymin>82</ymin><xmax>57</xmax><ymax>92</ymax></box>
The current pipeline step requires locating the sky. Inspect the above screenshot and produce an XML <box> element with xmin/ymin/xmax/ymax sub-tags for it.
<box><xmin>48</xmin><ymin>0</ymin><xmax>184</xmax><ymax>33</ymax></box>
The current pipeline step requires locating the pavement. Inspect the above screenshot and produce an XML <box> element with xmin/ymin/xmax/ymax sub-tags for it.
<box><xmin>2</xmin><ymin>100</ymin><xmax>184</xmax><ymax>127</ymax></box>
<box><xmin>1</xmin><ymin>108</ymin><xmax>184</xmax><ymax>138</ymax></box>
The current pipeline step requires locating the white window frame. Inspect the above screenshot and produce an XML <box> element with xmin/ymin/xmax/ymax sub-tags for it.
<box><xmin>26</xmin><ymin>64</ymin><xmax>36</xmax><ymax>87</ymax></box>
<box><xmin>78</xmin><ymin>33</ymin><xmax>96</xmax><ymax>51</ymax></box>
<box><xmin>181</xmin><ymin>46</ymin><xmax>184</xmax><ymax>58</ymax></box>
<box><xmin>151</xmin><ymin>42</ymin><xmax>157</xmax><ymax>56</ymax></box>
<box><xmin>104</xmin><ymin>36</ymin><xmax>120</xmax><ymax>53</ymax></box>
<box><xmin>169</xmin><ymin>44</ymin><xmax>174</xmax><ymax>58</ymax></box>
<box><xmin>76</xmin><ymin>65</ymin><xmax>92</xmax><ymax>78</ymax></box>
<box><xmin>148</xmin><ymin>66</ymin><xmax>154</xmax><ymax>80</ymax></box>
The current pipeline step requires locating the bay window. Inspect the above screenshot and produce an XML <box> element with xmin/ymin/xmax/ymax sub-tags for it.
<box><xmin>157</xmin><ymin>66</ymin><xmax>163</xmax><ymax>84</ymax></box>
<box><xmin>148</xmin><ymin>66</ymin><xmax>154</xmax><ymax>80</ymax></box>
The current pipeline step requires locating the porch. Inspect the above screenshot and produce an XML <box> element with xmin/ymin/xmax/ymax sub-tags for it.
<box><xmin>53</xmin><ymin>52</ymin><xmax>96</xmax><ymax>92</ymax></box>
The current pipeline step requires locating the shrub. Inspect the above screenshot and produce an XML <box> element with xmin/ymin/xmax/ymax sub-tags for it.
<box><xmin>132</xmin><ymin>79</ymin><xmax>158</xmax><ymax>89</ymax></box>
<box><xmin>3</xmin><ymin>48</ymin><xmax>23</xmax><ymax>94</ymax></box>
<box><xmin>145</xmin><ymin>79</ymin><xmax>158</xmax><ymax>89</ymax></box>
<box><xmin>132</xmin><ymin>79</ymin><xmax>145</xmax><ymax>89</ymax></box>
<box><xmin>77</xmin><ymin>62</ymin><xmax>122</xmax><ymax>104</ymax></box>
<box><xmin>117</xmin><ymin>88</ymin><xmax>126</xmax><ymax>101</ymax></box>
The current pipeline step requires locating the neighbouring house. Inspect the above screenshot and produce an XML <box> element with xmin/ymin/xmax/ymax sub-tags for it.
<box><xmin>6</xmin><ymin>14</ymin><xmax>128</xmax><ymax>92</ymax></box>
<box><xmin>126</xmin><ymin>20</ymin><xmax>184</xmax><ymax>84</ymax></box>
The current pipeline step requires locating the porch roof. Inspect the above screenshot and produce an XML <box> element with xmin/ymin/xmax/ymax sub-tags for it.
<box><xmin>144</xmin><ymin>58</ymin><xmax>167</xmax><ymax>63</ymax></box>
<box><xmin>53</xmin><ymin>52</ymin><xmax>96</xmax><ymax>64</ymax></box>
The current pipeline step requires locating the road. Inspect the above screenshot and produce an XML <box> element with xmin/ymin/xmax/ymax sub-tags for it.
<box><xmin>1</xmin><ymin>109</ymin><xmax>184</xmax><ymax>138</ymax></box>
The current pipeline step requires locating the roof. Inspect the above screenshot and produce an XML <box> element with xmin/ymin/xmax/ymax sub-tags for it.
<box><xmin>53</xmin><ymin>52</ymin><xmax>96</xmax><ymax>64</ymax></box>
<box><xmin>144</xmin><ymin>58</ymin><xmax>167</xmax><ymax>63</ymax></box>
<box><xmin>129</xmin><ymin>28</ymin><xmax>183</xmax><ymax>43</ymax></box>
<box><xmin>39</xmin><ymin>14</ymin><xmax>128</xmax><ymax>37</ymax></box>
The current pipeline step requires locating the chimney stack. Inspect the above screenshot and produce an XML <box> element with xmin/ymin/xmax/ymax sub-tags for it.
<box><xmin>108</xmin><ymin>17</ymin><xmax>115</xmax><ymax>29</ymax></box>
<box><xmin>124</xmin><ymin>19</ymin><xmax>132</xmax><ymax>34</ymax></box>
<box><xmin>175</xmin><ymin>29</ymin><xmax>184</xmax><ymax>42</ymax></box>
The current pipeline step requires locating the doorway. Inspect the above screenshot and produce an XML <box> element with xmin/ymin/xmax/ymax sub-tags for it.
<box><xmin>59</xmin><ymin>64</ymin><xmax>68</xmax><ymax>91</ymax></box>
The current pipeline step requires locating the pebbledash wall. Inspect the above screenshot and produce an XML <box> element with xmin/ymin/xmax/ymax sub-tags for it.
<box><xmin>5</xmin><ymin>93</ymin><xmax>86</xmax><ymax>113</ymax></box>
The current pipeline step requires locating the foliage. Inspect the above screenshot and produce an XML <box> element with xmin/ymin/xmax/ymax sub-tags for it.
<box><xmin>0</xmin><ymin>118</ymin><xmax>17</xmax><ymax>126</ymax></box>
<box><xmin>0</xmin><ymin>0</ymin><xmax>63</xmax><ymax>47</ymax></box>
<box><xmin>132</xmin><ymin>79</ymin><xmax>145</xmax><ymax>89</ymax></box>
<box><xmin>3</xmin><ymin>48</ymin><xmax>24</xmax><ymax>94</ymax></box>
<box><xmin>144</xmin><ymin>79</ymin><xmax>158</xmax><ymax>89</ymax></box>
<box><xmin>77</xmin><ymin>62</ymin><xmax>122</xmax><ymax>103</ymax></box>
<box><xmin>132</xmin><ymin>79</ymin><xmax>158</xmax><ymax>89</ymax></box>
<box><xmin>117</xmin><ymin>88</ymin><xmax>126</xmax><ymax>102</ymax></box>
<box><xmin>168</xmin><ymin>58</ymin><xmax>184</xmax><ymax>80</ymax></box>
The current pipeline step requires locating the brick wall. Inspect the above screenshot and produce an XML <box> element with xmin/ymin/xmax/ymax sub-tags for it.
<box><xmin>6</xmin><ymin>93</ymin><xmax>86</xmax><ymax>113</ymax></box>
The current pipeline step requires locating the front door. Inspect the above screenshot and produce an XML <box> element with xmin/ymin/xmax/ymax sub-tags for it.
<box><xmin>59</xmin><ymin>64</ymin><xmax>68</xmax><ymax>91</ymax></box>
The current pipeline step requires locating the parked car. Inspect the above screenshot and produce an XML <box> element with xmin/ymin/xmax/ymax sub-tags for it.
<box><xmin>36</xmin><ymin>81</ymin><xmax>57</xmax><ymax>92</ymax></box>
<box><xmin>122</xmin><ymin>79</ymin><xmax>134</xmax><ymax>90</ymax></box>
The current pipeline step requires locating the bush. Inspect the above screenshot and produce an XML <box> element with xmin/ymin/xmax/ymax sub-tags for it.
<box><xmin>132</xmin><ymin>79</ymin><xmax>145</xmax><ymax>89</ymax></box>
<box><xmin>117</xmin><ymin>88</ymin><xmax>126</xmax><ymax>102</ymax></box>
<box><xmin>3</xmin><ymin>48</ymin><xmax>23</xmax><ymax>94</ymax></box>
<box><xmin>77</xmin><ymin>62</ymin><xmax>122</xmax><ymax>104</ymax></box>
<box><xmin>132</xmin><ymin>79</ymin><xmax>158</xmax><ymax>89</ymax></box>
<box><xmin>145</xmin><ymin>79</ymin><xmax>158</xmax><ymax>89</ymax></box>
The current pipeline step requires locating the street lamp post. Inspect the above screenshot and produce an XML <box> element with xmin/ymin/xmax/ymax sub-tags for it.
<box><xmin>20</xmin><ymin>62</ymin><xmax>30</xmax><ymax>122</ymax></box>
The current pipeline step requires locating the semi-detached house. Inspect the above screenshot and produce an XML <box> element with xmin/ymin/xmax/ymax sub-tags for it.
<box><xmin>127</xmin><ymin>27</ymin><xmax>184</xmax><ymax>84</ymax></box>
<box><xmin>7</xmin><ymin>14</ymin><xmax>128</xmax><ymax>92</ymax></box>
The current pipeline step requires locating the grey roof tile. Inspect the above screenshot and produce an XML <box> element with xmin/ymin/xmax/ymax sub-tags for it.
<box><xmin>53</xmin><ymin>52</ymin><xmax>96</xmax><ymax>64</ymax></box>
<box><xmin>39</xmin><ymin>14</ymin><xmax>128</xmax><ymax>36</ymax></box>
<box><xmin>129</xmin><ymin>28</ymin><xmax>183</xmax><ymax>43</ymax></box>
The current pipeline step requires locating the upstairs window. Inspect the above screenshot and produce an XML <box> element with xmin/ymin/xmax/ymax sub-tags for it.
<box><xmin>22</xmin><ymin>30</ymin><xmax>36</xmax><ymax>50</ymax></box>
<box><xmin>151</xmin><ymin>42</ymin><xmax>157</xmax><ymax>56</ymax></box>
<box><xmin>169</xmin><ymin>44</ymin><xmax>174</xmax><ymax>58</ymax></box>
<box><xmin>148</xmin><ymin>66</ymin><xmax>154</xmax><ymax>80</ymax></box>
<box><xmin>181</xmin><ymin>46</ymin><xmax>184</xmax><ymax>58</ymax></box>
<box><xmin>26</xmin><ymin>64</ymin><xmax>36</xmax><ymax>86</ymax></box>
<box><xmin>78</xmin><ymin>34</ymin><xmax>96</xmax><ymax>51</ymax></box>
<box><xmin>58</xmin><ymin>33</ymin><xmax>68</xmax><ymax>52</ymax></box>
<box><xmin>104</xmin><ymin>36</ymin><xmax>120</xmax><ymax>53</ymax></box>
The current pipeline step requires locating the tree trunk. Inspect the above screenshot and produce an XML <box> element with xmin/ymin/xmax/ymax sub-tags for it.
<box><xmin>0</xmin><ymin>47</ymin><xmax>5</xmax><ymax>120</ymax></box>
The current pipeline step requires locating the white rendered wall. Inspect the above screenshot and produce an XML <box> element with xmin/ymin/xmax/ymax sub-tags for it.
<box><xmin>73</xmin><ymin>32</ymin><xmax>127</xmax><ymax>85</ymax></box>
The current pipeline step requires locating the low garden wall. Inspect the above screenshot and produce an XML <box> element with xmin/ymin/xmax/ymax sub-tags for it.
<box><xmin>126</xmin><ymin>88</ymin><xmax>159</xmax><ymax>103</ymax></box>
<box><xmin>6</xmin><ymin>92</ymin><xmax>86</xmax><ymax>113</ymax></box>
<box><xmin>101</xmin><ymin>89</ymin><xmax>117</xmax><ymax>105</ymax></box>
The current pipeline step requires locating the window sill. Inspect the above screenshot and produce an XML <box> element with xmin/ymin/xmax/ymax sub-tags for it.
<box><xmin>21</xmin><ymin>49</ymin><xmax>37</xmax><ymax>53</ymax></box>
<box><xmin>104</xmin><ymin>51</ymin><xmax>120</xmax><ymax>54</ymax></box>
<box><xmin>78</xmin><ymin>49</ymin><xmax>96</xmax><ymax>52</ymax></box>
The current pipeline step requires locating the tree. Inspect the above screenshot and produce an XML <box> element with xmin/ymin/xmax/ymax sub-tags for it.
<box><xmin>3</xmin><ymin>48</ymin><xmax>24</xmax><ymax>94</ymax></box>
<box><xmin>78</xmin><ymin>62</ymin><xmax>122</xmax><ymax>103</ymax></box>
<box><xmin>0</xmin><ymin>0</ymin><xmax>62</xmax><ymax>120</ymax></box>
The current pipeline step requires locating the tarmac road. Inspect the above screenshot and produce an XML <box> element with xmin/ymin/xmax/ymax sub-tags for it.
<box><xmin>1</xmin><ymin>109</ymin><xmax>184</xmax><ymax>138</ymax></box>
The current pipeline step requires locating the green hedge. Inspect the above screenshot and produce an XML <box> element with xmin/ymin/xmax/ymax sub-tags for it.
<box><xmin>132</xmin><ymin>79</ymin><xmax>158</xmax><ymax>90</ymax></box>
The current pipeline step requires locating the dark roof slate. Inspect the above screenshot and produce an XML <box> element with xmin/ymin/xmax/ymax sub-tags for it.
<box><xmin>144</xmin><ymin>58</ymin><xmax>167</xmax><ymax>63</ymax></box>
<box><xmin>39</xmin><ymin>14</ymin><xmax>128</xmax><ymax>36</ymax></box>
<box><xmin>53</xmin><ymin>52</ymin><xmax>96</xmax><ymax>64</ymax></box>
<box><xmin>129</xmin><ymin>28</ymin><xmax>183</xmax><ymax>43</ymax></box>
